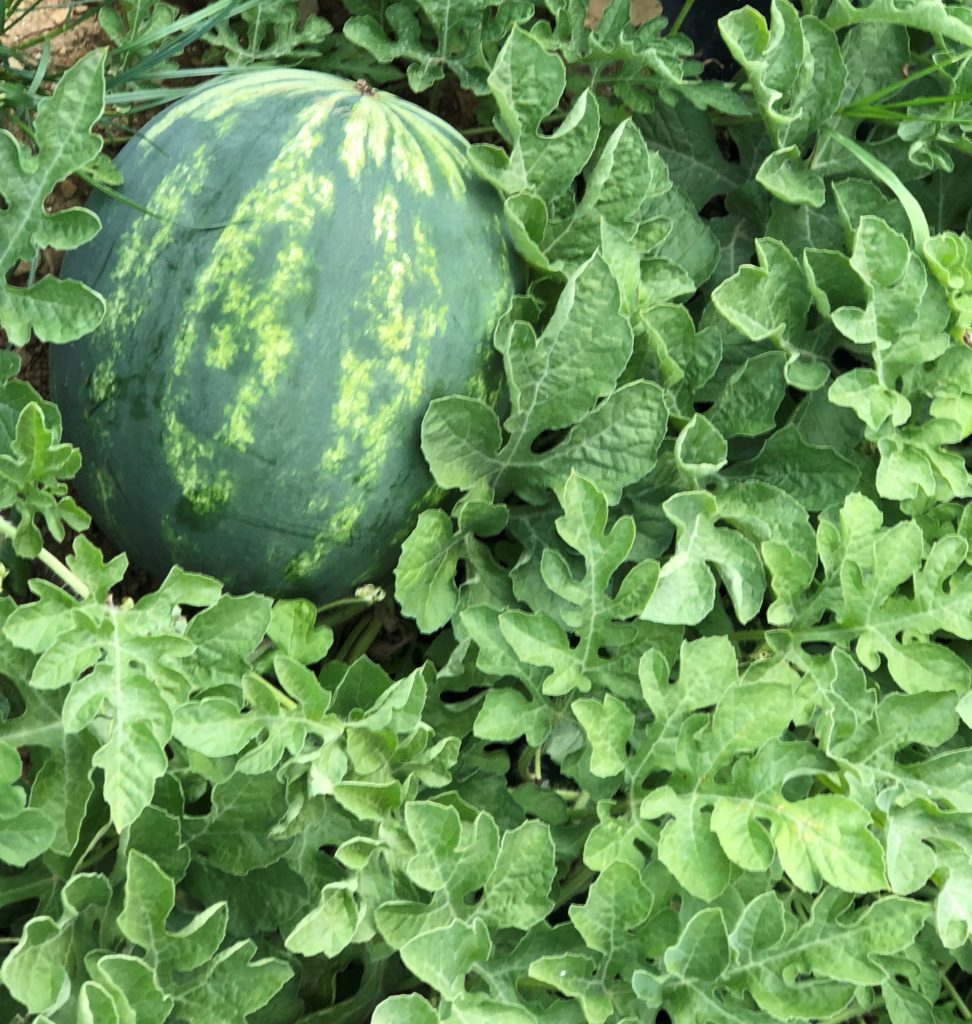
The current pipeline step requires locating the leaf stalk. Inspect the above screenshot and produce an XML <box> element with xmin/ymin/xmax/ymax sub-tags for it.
<box><xmin>943</xmin><ymin>975</ymin><xmax>972</xmax><ymax>1020</ymax></box>
<box><xmin>0</xmin><ymin>516</ymin><xmax>90</xmax><ymax>600</ymax></box>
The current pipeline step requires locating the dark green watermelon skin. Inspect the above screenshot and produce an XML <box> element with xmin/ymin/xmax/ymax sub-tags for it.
<box><xmin>51</xmin><ymin>70</ymin><xmax>518</xmax><ymax>599</ymax></box>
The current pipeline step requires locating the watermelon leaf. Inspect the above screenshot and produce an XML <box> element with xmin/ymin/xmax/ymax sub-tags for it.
<box><xmin>421</xmin><ymin>252</ymin><xmax>666</xmax><ymax>505</ymax></box>
<box><xmin>404</xmin><ymin>255</ymin><xmax>666</xmax><ymax>630</ymax></box>
<box><xmin>206</xmin><ymin>0</ymin><xmax>334</xmax><ymax>63</ymax></box>
<box><xmin>344</xmin><ymin>0</ymin><xmax>534</xmax><ymax>95</ymax></box>
<box><xmin>0</xmin><ymin>50</ymin><xmax>107</xmax><ymax>345</ymax></box>
<box><xmin>0</xmin><ymin>402</ymin><xmax>90</xmax><ymax>558</ymax></box>
<box><xmin>0</xmin><ymin>740</ymin><xmax>56</xmax><ymax>866</ymax></box>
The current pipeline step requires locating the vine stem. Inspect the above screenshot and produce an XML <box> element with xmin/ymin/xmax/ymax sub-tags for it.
<box><xmin>820</xmin><ymin>1000</ymin><xmax>885</xmax><ymax>1024</ymax></box>
<box><xmin>555</xmin><ymin>863</ymin><xmax>597</xmax><ymax>909</ymax></box>
<box><xmin>0</xmin><ymin>517</ymin><xmax>90</xmax><ymax>600</ymax></box>
<box><xmin>728</xmin><ymin>629</ymin><xmax>767</xmax><ymax>643</ymax></box>
<box><xmin>317</xmin><ymin>593</ymin><xmax>383</xmax><ymax>625</ymax></box>
<box><xmin>70</xmin><ymin>822</ymin><xmax>115</xmax><ymax>878</ymax></box>
<box><xmin>670</xmin><ymin>0</ymin><xmax>697</xmax><ymax>34</ymax></box>
<box><xmin>248</xmin><ymin>671</ymin><xmax>298</xmax><ymax>711</ymax></box>
<box><xmin>728</xmin><ymin>625</ymin><xmax>858</xmax><ymax>646</ymax></box>
<box><xmin>339</xmin><ymin>612</ymin><xmax>383</xmax><ymax>663</ymax></box>
<box><xmin>943</xmin><ymin>975</ymin><xmax>972</xmax><ymax>1020</ymax></box>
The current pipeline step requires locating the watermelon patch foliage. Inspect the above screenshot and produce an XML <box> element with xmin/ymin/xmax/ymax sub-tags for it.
<box><xmin>2</xmin><ymin>1</ymin><xmax>972</xmax><ymax>1022</ymax></box>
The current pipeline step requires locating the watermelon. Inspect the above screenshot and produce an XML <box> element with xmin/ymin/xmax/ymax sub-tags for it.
<box><xmin>51</xmin><ymin>70</ymin><xmax>519</xmax><ymax>599</ymax></box>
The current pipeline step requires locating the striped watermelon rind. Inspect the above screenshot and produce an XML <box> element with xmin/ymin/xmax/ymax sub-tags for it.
<box><xmin>51</xmin><ymin>70</ymin><xmax>519</xmax><ymax>598</ymax></box>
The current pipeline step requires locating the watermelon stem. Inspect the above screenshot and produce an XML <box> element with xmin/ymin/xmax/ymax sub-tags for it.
<box><xmin>335</xmin><ymin>611</ymin><xmax>383</xmax><ymax>664</ymax></box>
<box><xmin>317</xmin><ymin>590</ymin><xmax>385</xmax><ymax>630</ymax></box>
<box><xmin>0</xmin><ymin>517</ymin><xmax>91</xmax><ymax>601</ymax></box>
<box><xmin>248</xmin><ymin>589</ymin><xmax>388</xmax><ymax>675</ymax></box>
<box><xmin>249</xmin><ymin>671</ymin><xmax>299</xmax><ymax>711</ymax></box>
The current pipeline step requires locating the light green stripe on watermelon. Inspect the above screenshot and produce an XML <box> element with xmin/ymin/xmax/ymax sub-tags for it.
<box><xmin>340</xmin><ymin>99</ymin><xmax>389</xmax><ymax>182</ymax></box>
<box><xmin>388</xmin><ymin>106</ymin><xmax>469</xmax><ymax>199</ymax></box>
<box><xmin>140</xmin><ymin>72</ymin><xmax>346</xmax><ymax>138</ymax></box>
<box><xmin>339</xmin><ymin>96</ymin><xmax>465</xmax><ymax>199</ymax></box>
<box><xmin>291</xmin><ymin>190</ymin><xmax>449</xmax><ymax>581</ymax></box>
<box><xmin>107</xmin><ymin>142</ymin><xmax>213</xmax><ymax>344</ymax></box>
<box><xmin>160</xmin><ymin>97</ymin><xmax>344</xmax><ymax>478</ymax></box>
<box><xmin>157</xmin><ymin>88</ymin><xmax>469</xmax><ymax>502</ymax></box>
<box><xmin>163</xmin><ymin>416</ymin><xmax>233</xmax><ymax>514</ymax></box>
<box><xmin>155</xmin><ymin>92</ymin><xmax>462</xmax><ymax>522</ymax></box>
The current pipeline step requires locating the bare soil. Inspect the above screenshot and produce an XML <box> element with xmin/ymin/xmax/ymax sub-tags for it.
<box><xmin>2</xmin><ymin>2</ymin><xmax>109</xmax><ymax>70</ymax></box>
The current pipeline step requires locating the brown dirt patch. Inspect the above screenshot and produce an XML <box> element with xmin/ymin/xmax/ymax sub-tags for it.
<box><xmin>2</xmin><ymin>2</ymin><xmax>110</xmax><ymax>70</ymax></box>
<box><xmin>586</xmin><ymin>0</ymin><xmax>663</xmax><ymax>30</ymax></box>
